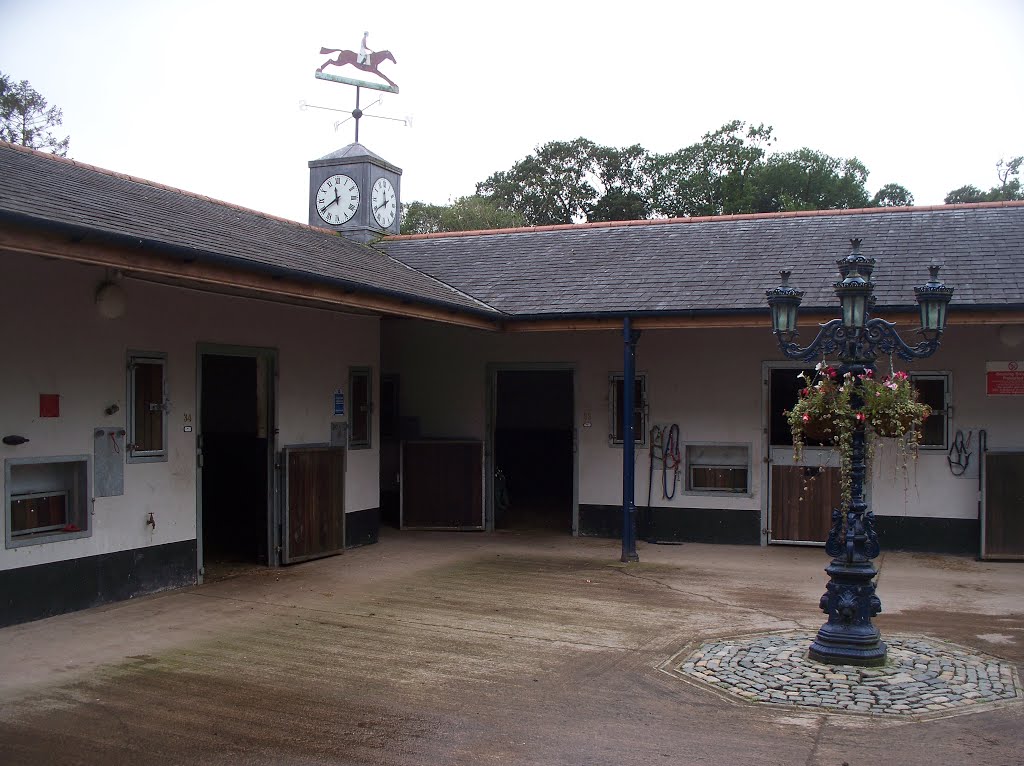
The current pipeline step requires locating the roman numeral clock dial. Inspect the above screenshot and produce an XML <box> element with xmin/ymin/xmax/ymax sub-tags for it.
<box><xmin>372</xmin><ymin>177</ymin><xmax>397</xmax><ymax>229</ymax></box>
<box><xmin>316</xmin><ymin>174</ymin><xmax>359</xmax><ymax>225</ymax></box>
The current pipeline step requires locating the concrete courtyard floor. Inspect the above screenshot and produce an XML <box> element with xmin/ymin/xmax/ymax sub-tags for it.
<box><xmin>1</xmin><ymin>530</ymin><xmax>1022</xmax><ymax>765</ymax></box>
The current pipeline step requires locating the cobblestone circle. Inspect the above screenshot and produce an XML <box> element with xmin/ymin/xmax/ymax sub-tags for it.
<box><xmin>670</xmin><ymin>632</ymin><xmax>1022</xmax><ymax>718</ymax></box>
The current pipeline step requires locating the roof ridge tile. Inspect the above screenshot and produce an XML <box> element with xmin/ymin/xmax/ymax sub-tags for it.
<box><xmin>385</xmin><ymin>200</ymin><xmax>1024</xmax><ymax>241</ymax></box>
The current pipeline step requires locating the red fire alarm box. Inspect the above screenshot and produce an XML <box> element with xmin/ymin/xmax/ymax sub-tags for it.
<box><xmin>39</xmin><ymin>394</ymin><xmax>60</xmax><ymax>418</ymax></box>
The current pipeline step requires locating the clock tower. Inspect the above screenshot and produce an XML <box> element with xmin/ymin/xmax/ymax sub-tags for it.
<box><xmin>308</xmin><ymin>143</ymin><xmax>402</xmax><ymax>242</ymax></box>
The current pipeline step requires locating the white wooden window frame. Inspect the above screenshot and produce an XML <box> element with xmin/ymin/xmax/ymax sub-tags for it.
<box><xmin>910</xmin><ymin>371</ymin><xmax>951</xmax><ymax>450</ymax></box>
<box><xmin>127</xmin><ymin>351</ymin><xmax>168</xmax><ymax>464</ymax></box>
<box><xmin>608</xmin><ymin>373</ymin><xmax>648</xmax><ymax>447</ymax></box>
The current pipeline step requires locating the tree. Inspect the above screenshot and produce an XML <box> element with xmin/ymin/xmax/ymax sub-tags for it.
<box><xmin>400</xmin><ymin>195</ymin><xmax>525</xmax><ymax>235</ymax></box>
<box><xmin>475</xmin><ymin>121</ymin><xmax>913</xmax><ymax>226</ymax></box>
<box><xmin>0</xmin><ymin>72</ymin><xmax>70</xmax><ymax>156</ymax></box>
<box><xmin>748</xmin><ymin>149</ymin><xmax>871</xmax><ymax>212</ymax></box>
<box><xmin>590</xmin><ymin>143</ymin><xmax>654</xmax><ymax>222</ymax></box>
<box><xmin>943</xmin><ymin>185</ymin><xmax>985</xmax><ymax>205</ymax></box>
<box><xmin>870</xmin><ymin>183</ymin><xmax>915</xmax><ymax>207</ymax></box>
<box><xmin>477</xmin><ymin>138</ymin><xmax>656</xmax><ymax>226</ymax></box>
<box><xmin>944</xmin><ymin>156</ymin><xmax>1022</xmax><ymax>204</ymax></box>
<box><xmin>650</xmin><ymin>120</ymin><xmax>774</xmax><ymax>217</ymax></box>
<box><xmin>477</xmin><ymin>138</ymin><xmax>600</xmax><ymax>225</ymax></box>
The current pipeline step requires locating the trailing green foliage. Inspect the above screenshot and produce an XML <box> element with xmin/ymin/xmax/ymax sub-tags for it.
<box><xmin>787</xmin><ymin>363</ymin><xmax>930</xmax><ymax>506</ymax></box>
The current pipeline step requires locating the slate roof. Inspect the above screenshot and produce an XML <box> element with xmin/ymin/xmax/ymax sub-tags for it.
<box><xmin>0</xmin><ymin>142</ymin><xmax>494</xmax><ymax>316</ymax></box>
<box><xmin>2</xmin><ymin>141</ymin><xmax>1022</xmax><ymax>323</ymax></box>
<box><xmin>380</xmin><ymin>204</ymin><xmax>1024</xmax><ymax>318</ymax></box>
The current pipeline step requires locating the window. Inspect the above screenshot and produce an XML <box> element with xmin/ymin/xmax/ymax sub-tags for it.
<box><xmin>349</xmin><ymin>367</ymin><xmax>372</xmax><ymax>449</ymax></box>
<box><xmin>128</xmin><ymin>352</ymin><xmax>167</xmax><ymax>463</ymax></box>
<box><xmin>5</xmin><ymin>455</ymin><xmax>91</xmax><ymax>548</ymax></box>
<box><xmin>686</xmin><ymin>444</ymin><xmax>750</xmax><ymax>494</ymax></box>
<box><xmin>609</xmin><ymin>374</ymin><xmax>647</xmax><ymax>445</ymax></box>
<box><xmin>911</xmin><ymin>373</ymin><xmax>950</xmax><ymax>449</ymax></box>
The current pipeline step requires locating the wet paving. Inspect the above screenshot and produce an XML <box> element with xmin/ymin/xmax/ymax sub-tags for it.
<box><xmin>1</xmin><ymin>532</ymin><xmax>1022</xmax><ymax>765</ymax></box>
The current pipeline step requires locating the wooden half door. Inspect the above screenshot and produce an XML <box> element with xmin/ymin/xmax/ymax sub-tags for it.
<box><xmin>282</xmin><ymin>446</ymin><xmax>345</xmax><ymax>564</ymax></box>
<box><xmin>401</xmin><ymin>440</ymin><xmax>484</xmax><ymax>530</ymax></box>
<box><xmin>767</xmin><ymin>367</ymin><xmax>841</xmax><ymax>544</ymax></box>
<box><xmin>770</xmin><ymin>464</ymin><xmax>841</xmax><ymax>543</ymax></box>
<box><xmin>982</xmin><ymin>451</ymin><xmax>1024</xmax><ymax>560</ymax></box>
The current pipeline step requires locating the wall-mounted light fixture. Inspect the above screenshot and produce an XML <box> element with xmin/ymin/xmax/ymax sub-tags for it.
<box><xmin>95</xmin><ymin>281</ymin><xmax>127</xmax><ymax>319</ymax></box>
<box><xmin>997</xmin><ymin>324</ymin><xmax>1024</xmax><ymax>348</ymax></box>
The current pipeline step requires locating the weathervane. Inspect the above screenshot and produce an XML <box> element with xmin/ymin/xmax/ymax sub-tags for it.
<box><xmin>312</xmin><ymin>31</ymin><xmax>400</xmax><ymax>143</ymax></box>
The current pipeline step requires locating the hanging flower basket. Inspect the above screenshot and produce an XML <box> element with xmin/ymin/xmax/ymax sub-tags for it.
<box><xmin>785</xmin><ymin>363</ymin><xmax>931</xmax><ymax>505</ymax></box>
<box><xmin>799</xmin><ymin>418</ymin><xmax>835</xmax><ymax>443</ymax></box>
<box><xmin>872</xmin><ymin>410</ymin><xmax>930</xmax><ymax>439</ymax></box>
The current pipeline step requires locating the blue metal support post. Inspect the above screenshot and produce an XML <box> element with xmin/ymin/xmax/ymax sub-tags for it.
<box><xmin>621</xmin><ymin>316</ymin><xmax>640</xmax><ymax>563</ymax></box>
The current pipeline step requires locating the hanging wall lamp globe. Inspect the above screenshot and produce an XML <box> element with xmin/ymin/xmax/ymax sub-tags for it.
<box><xmin>765</xmin><ymin>238</ymin><xmax>953</xmax><ymax>667</ymax></box>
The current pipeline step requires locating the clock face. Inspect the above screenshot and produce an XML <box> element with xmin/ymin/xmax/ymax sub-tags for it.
<box><xmin>371</xmin><ymin>177</ymin><xmax>397</xmax><ymax>229</ymax></box>
<box><xmin>316</xmin><ymin>174</ymin><xmax>359</xmax><ymax>225</ymax></box>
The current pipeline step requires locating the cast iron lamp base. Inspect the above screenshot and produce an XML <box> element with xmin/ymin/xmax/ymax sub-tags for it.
<box><xmin>808</xmin><ymin>558</ymin><xmax>887</xmax><ymax>667</ymax></box>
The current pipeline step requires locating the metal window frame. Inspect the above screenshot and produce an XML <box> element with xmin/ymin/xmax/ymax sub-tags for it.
<box><xmin>684</xmin><ymin>442</ymin><xmax>753</xmax><ymax>495</ymax></box>
<box><xmin>5</xmin><ymin>455</ymin><xmax>92</xmax><ymax>549</ymax></box>
<box><xmin>608</xmin><ymin>373</ymin><xmax>648</xmax><ymax>447</ymax></box>
<box><xmin>127</xmin><ymin>351</ymin><xmax>168</xmax><ymax>464</ymax></box>
<box><xmin>910</xmin><ymin>371</ymin><xmax>951</xmax><ymax>450</ymax></box>
<box><xmin>348</xmin><ymin>366</ymin><xmax>373</xmax><ymax>450</ymax></box>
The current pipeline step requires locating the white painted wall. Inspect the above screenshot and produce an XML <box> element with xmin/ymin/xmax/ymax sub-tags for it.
<box><xmin>382</xmin><ymin>321</ymin><xmax>776</xmax><ymax>513</ymax></box>
<box><xmin>383</xmin><ymin>319</ymin><xmax>1024</xmax><ymax>524</ymax></box>
<box><xmin>1</xmin><ymin>253</ymin><xmax>379</xmax><ymax>571</ymax></box>
<box><xmin>869</xmin><ymin>323</ymin><xmax>1024</xmax><ymax>520</ymax></box>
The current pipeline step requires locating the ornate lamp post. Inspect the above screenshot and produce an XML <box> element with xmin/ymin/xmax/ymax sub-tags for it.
<box><xmin>766</xmin><ymin>239</ymin><xmax>954</xmax><ymax>666</ymax></box>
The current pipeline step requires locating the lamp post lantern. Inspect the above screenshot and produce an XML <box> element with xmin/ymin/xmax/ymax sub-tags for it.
<box><xmin>766</xmin><ymin>239</ymin><xmax>954</xmax><ymax>666</ymax></box>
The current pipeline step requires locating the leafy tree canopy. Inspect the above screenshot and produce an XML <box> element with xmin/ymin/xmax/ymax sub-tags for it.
<box><xmin>871</xmin><ymin>183</ymin><xmax>915</xmax><ymax>208</ymax></box>
<box><xmin>944</xmin><ymin>156</ymin><xmax>1023</xmax><ymax>204</ymax></box>
<box><xmin>0</xmin><ymin>71</ymin><xmax>70</xmax><ymax>156</ymax></box>
<box><xmin>400</xmin><ymin>195</ymin><xmax>525</xmax><ymax>235</ymax></box>
<box><xmin>472</xmin><ymin>121</ymin><xmax>911</xmax><ymax>227</ymax></box>
<box><xmin>403</xmin><ymin>121</ymin><xmax>957</xmax><ymax>232</ymax></box>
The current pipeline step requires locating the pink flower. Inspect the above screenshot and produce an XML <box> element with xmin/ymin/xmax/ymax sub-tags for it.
<box><xmin>802</xmin><ymin>413</ymin><xmax>810</xmax><ymax>422</ymax></box>
<box><xmin>856</xmin><ymin>413</ymin><xmax>866</xmax><ymax>422</ymax></box>
<box><xmin>894</xmin><ymin>371</ymin><xmax>908</xmax><ymax>380</ymax></box>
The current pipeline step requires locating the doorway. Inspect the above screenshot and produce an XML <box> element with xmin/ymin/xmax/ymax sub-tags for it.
<box><xmin>765</xmin><ymin>365</ymin><xmax>841</xmax><ymax>544</ymax></box>
<box><xmin>492</xmin><ymin>369</ymin><xmax>575</xmax><ymax>532</ymax></box>
<box><xmin>197</xmin><ymin>347</ymin><xmax>275</xmax><ymax>578</ymax></box>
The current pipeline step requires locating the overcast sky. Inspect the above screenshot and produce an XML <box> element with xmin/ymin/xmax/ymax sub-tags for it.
<box><xmin>2</xmin><ymin>0</ymin><xmax>1022</xmax><ymax>224</ymax></box>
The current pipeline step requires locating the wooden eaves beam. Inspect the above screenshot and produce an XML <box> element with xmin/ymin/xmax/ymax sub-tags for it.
<box><xmin>0</xmin><ymin>224</ymin><xmax>501</xmax><ymax>331</ymax></box>
<box><xmin>7</xmin><ymin>223</ymin><xmax>1019</xmax><ymax>334</ymax></box>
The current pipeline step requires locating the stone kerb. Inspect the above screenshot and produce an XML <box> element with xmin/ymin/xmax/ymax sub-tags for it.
<box><xmin>660</xmin><ymin>631</ymin><xmax>1022</xmax><ymax>720</ymax></box>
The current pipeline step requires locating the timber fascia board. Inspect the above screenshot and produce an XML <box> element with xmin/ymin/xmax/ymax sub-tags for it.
<box><xmin>0</xmin><ymin>223</ymin><xmax>503</xmax><ymax>331</ymax></box>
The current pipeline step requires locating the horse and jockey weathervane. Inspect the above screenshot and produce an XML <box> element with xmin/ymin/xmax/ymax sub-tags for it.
<box><xmin>314</xmin><ymin>32</ymin><xmax>399</xmax><ymax>143</ymax></box>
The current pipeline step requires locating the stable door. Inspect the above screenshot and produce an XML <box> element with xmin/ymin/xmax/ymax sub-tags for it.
<box><xmin>766</xmin><ymin>366</ymin><xmax>841</xmax><ymax>544</ymax></box>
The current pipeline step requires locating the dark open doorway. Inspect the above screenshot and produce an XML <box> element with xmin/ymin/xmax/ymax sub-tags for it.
<box><xmin>494</xmin><ymin>370</ymin><xmax>574</xmax><ymax>532</ymax></box>
<box><xmin>199</xmin><ymin>352</ymin><xmax>273</xmax><ymax>572</ymax></box>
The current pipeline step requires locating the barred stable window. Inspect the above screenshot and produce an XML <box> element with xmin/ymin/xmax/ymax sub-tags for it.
<box><xmin>5</xmin><ymin>455</ymin><xmax>91</xmax><ymax>548</ymax></box>
<box><xmin>349</xmin><ymin>367</ymin><xmax>372</xmax><ymax>449</ymax></box>
<box><xmin>609</xmin><ymin>374</ymin><xmax>647</xmax><ymax>446</ymax></box>
<box><xmin>911</xmin><ymin>373</ymin><xmax>950</xmax><ymax>449</ymax></box>
<box><xmin>128</xmin><ymin>352</ymin><xmax>168</xmax><ymax>463</ymax></box>
<box><xmin>686</xmin><ymin>444</ymin><xmax>750</xmax><ymax>494</ymax></box>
